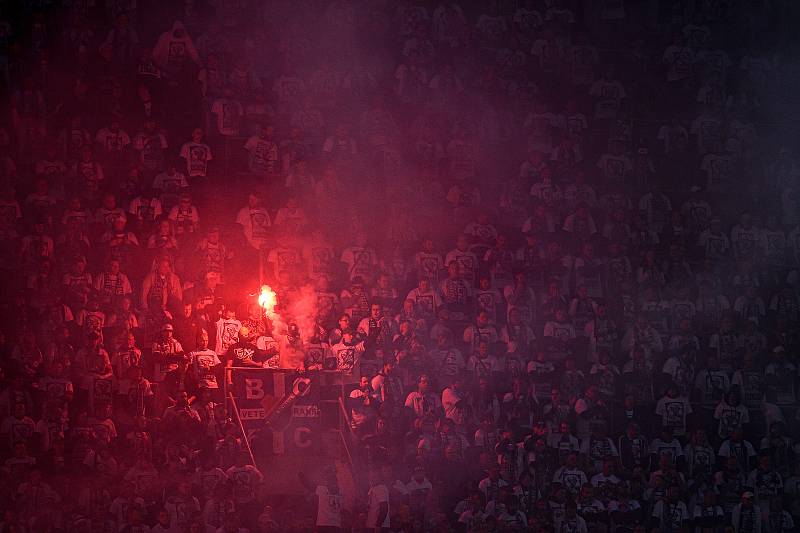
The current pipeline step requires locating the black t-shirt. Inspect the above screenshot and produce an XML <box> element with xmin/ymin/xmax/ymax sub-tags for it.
<box><xmin>224</xmin><ymin>341</ymin><xmax>266</xmax><ymax>366</ymax></box>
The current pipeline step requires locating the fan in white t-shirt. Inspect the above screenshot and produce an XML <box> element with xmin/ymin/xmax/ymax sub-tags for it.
<box><xmin>235</xmin><ymin>192</ymin><xmax>271</xmax><ymax>250</ymax></box>
<box><xmin>179</xmin><ymin>128</ymin><xmax>213</xmax><ymax>178</ymax></box>
<box><xmin>299</xmin><ymin>466</ymin><xmax>342</xmax><ymax>529</ymax></box>
<box><xmin>189</xmin><ymin>330</ymin><xmax>221</xmax><ymax>390</ymax></box>
<box><xmin>367</xmin><ymin>469</ymin><xmax>390</xmax><ymax>530</ymax></box>
<box><xmin>95</xmin><ymin>118</ymin><xmax>131</xmax><ymax>155</ymax></box>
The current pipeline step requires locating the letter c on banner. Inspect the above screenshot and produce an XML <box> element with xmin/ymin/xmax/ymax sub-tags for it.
<box><xmin>245</xmin><ymin>378</ymin><xmax>264</xmax><ymax>400</ymax></box>
<box><xmin>294</xmin><ymin>426</ymin><xmax>312</xmax><ymax>448</ymax></box>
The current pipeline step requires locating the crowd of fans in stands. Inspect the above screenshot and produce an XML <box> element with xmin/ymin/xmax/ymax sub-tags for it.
<box><xmin>0</xmin><ymin>0</ymin><xmax>799</xmax><ymax>531</ymax></box>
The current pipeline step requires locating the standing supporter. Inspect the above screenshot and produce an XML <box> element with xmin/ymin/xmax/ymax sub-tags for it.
<box><xmin>179</xmin><ymin>127</ymin><xmax>213</xmax><ymax>180</ymax></box>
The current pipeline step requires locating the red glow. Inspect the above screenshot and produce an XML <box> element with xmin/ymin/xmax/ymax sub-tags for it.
<box><xmin>257</xmin><ymin>284</ymin><xmax>278</xmax><ymax>318</ymax></box>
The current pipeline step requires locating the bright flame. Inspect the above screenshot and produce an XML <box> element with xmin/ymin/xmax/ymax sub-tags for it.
<box><xmin>258</xmin><ymin>285</ymin><xmax>277</xmax><ymax>318</ymax></box>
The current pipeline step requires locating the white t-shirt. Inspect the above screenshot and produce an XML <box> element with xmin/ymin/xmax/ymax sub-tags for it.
<box><xmin>168</xmin><ymin>205</ymin><xmax>199</xmax><ymax>234</ymax></box>
<box><xmin>655</xmin><ymin>395</ymin><xmax>693</xmax><ymax>436</ymax></box>
<box><xmin>129</xmin><ymin>196</ymin><xmax>163</xmax><ymax>223</ymax></box>
<box><xmin>367</xmin><ymin>483</ymin><xmax>390</xmax><ymax>528</ymax></box>
<box><xmin>700</xmin><ymin>153</ymin><xmax>733</xmax><ymax>192</ymax></box>
<box><xmin>210</xmin><ymin>99</ymin><xmax>243</xmax><ymax>136</ymax></box>
<box><xmin>96</xmin><ymin>128</ymin><xmax>131</xmax><ymax>152</ymax></box>
<box><xmin>341</xmin><ymin>246</ymin><xmax>377</xmax><ymax>281</ymax></box>
<box><xmin>244</xmin><ymin>136</ymin><xmax>279</xmax><ymax>175</ymax></box>
<box><xmin>553</xmin><ymin>467</ymin><xmax>588</xmax><ymax>495</ymax></box>
<box><xmin>652</xmin><ymin>500</ymin><xmax>689</xmax><ymax>530</ymax></box>
<box><xmin>315</xmin><ymin>485</ymin><xmax>342</xmax><ymax>527</ymax></box>
<box><xmin>714</xmin><ymin>402</ymin><xmax>749</xmax><ymax>439</ymax></box>
<box><xmin>718</xmin><ymin>439</ymin><xmax>756</xmax><ymax>462</ymax></box>
<box><xmin>235</xmin><ymin>206</ymin><xmax>271</xmax><ymax>247</ymax></box>
<box><xmin>405</xmin><ymin>478</ymin><xmax>433</xmax><ymax>503</ymax></box>
<box><xmin>596</xmin><ymin>153</ymin><xmax>633</xmax><ymax>183</ymax></box>
<box><xmin>589</xmin><ymin>80</ymin><xmax>626</xmax><ymax>118</ymax></box>
<box><xmin>404</xmin><ymin>391</ymin><xmax>441</xmax><ymax>418</ymax></box>
<box><xmin>152</xmin><ymin>171</ymin><xmax>188</xmax><ymax>195</ymax></box>
<box><xmin>191</xmin><ymin>349</ymin><xmax>221</xmax><ymax>389</ymax></box>
<box><xmin>179</xmin><ymin>141</ymin><xmax>213</xmax><ymax>177</ymax></box>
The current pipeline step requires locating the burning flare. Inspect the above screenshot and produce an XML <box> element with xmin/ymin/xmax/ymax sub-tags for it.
<box><xmin>258</xmin><ymin>285</ymin><xmax>278</xmax><ymax>318</ymax></box>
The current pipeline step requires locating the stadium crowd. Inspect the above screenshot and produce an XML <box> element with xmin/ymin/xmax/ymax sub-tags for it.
<box><xmin>0</xmin><ymin>0</ymin><xmax>798</xmax><ymax>531</ymax></box>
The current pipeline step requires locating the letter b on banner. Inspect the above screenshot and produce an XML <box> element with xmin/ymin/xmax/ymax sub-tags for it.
<box><xmin>234</xmin><ymin>369</ymin><xmax>322</xmax><ymax>456</ymax></box>
<box><xmin>245</xmin><ymin>378</ymin><xmax>264</xmax><ymax>399</ymax></box>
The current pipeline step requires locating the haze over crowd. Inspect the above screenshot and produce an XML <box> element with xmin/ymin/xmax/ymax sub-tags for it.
<box><xmin>0</xmin><ymin>1</ymin><xmax>798</xmax><ymax>532</ymax></box>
